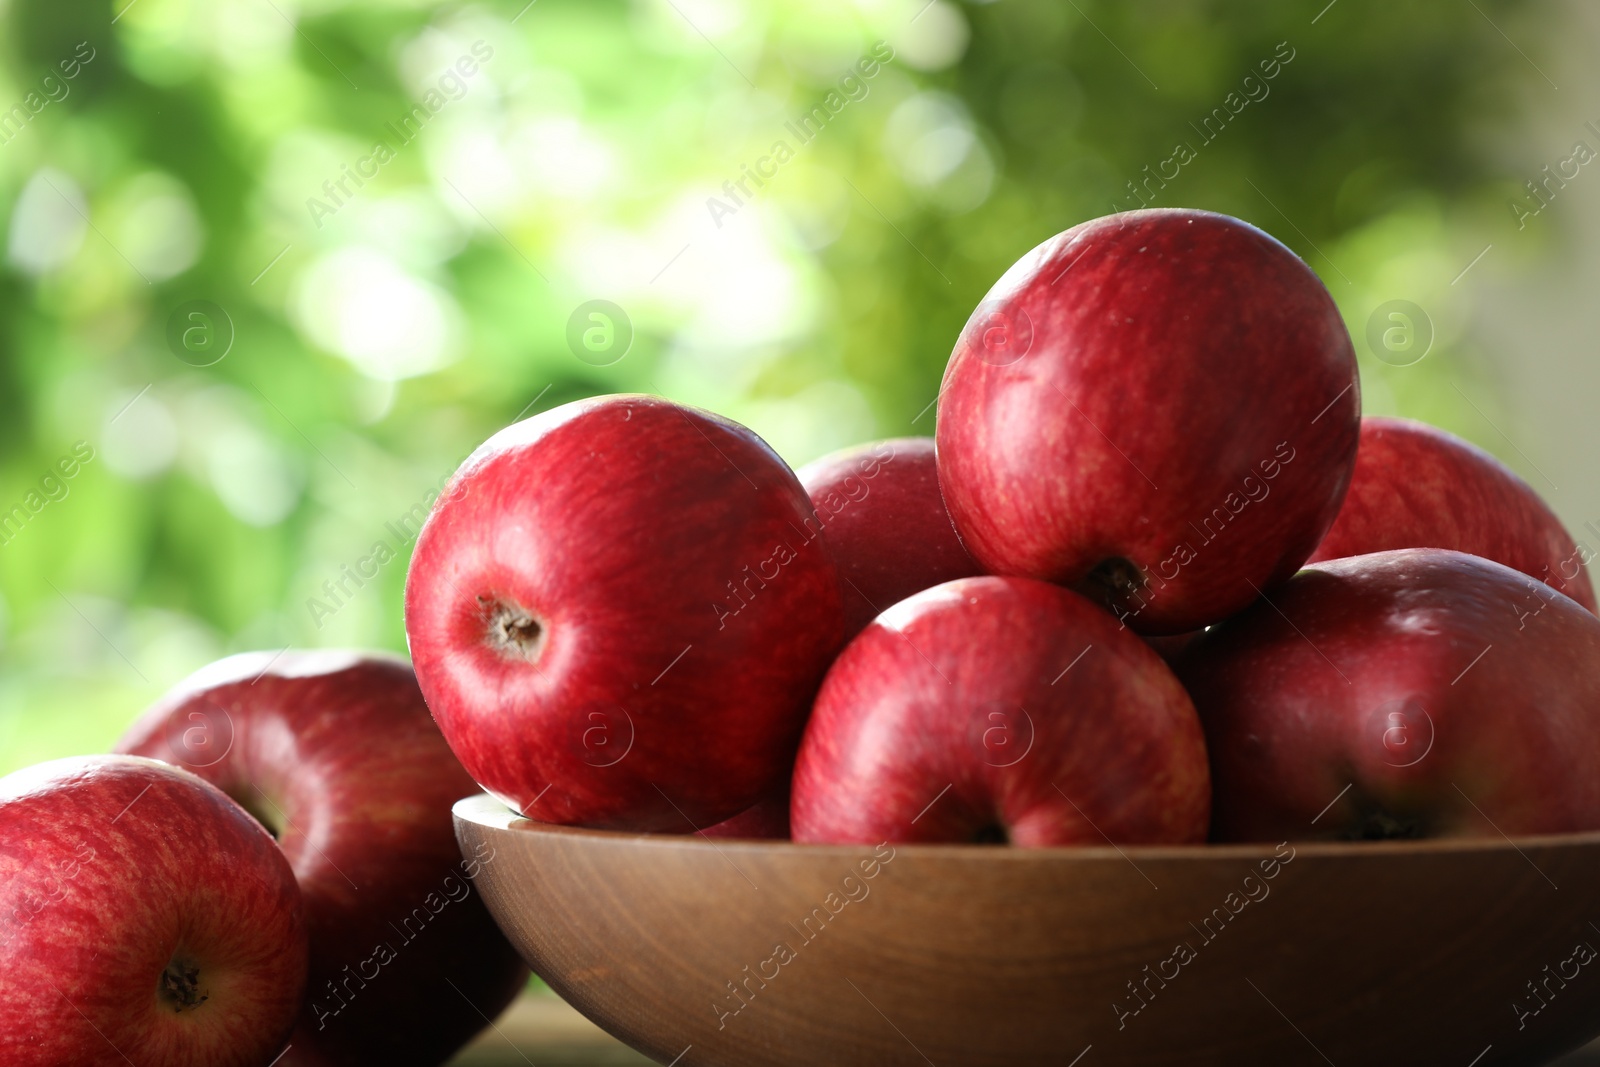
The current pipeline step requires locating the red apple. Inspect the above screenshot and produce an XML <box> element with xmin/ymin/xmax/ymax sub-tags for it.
<box><xmin>404</xmin><ymin>394</ymin><xmax>845</xmax><ymax>830</ymax></box>
<box><xmin>798</xmin><ymin>437</ymin><xmax>982</xmax><ymax>637</ymax></box>
<box><xmin>1179</xmin><ymin>549</ymin><xmax>1600</xmax><ymax>842</ymax></box>
<box><xmin>701</xmin><ymin>789</ymin><xmax>791</xmax><ymax>840</ymax></box>
<box><xmin>116</xmin><ymin>650</ymin><xmax>527</xmax><ymax>1067</ymax></box>
<box><xmin>791</xmin><ymin>575</ymin><xmax>1210</xmax><ymax>846</ymax></box>
<box><xmin>936</xmin><ymin>208</ymin><xmax>1360</xmax><ymax>634</ymax></box>
<box><xmin>1142</xmin><ymin>631</ymin><xmax>1200</xmax><ymax>664</ymax></box>
<box><xmin>0</xmin><ymin>755</ymin><xmax>306</xmax><ymax>1067</ymax></box>
<box><xmin>1308</xmin><ymin>415</ymin><xmax>1596</xmax><ymax>611</ymax></box>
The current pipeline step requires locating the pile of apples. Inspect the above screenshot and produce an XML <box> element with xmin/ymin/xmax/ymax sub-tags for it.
<box><xmin>406</xmin><ymin>206</ymin><xmax>1600</xmax><ymax>849</ymax></box>
<box><xmin>7</xmin><ymin>206</ymin><xmax>1600</xmax><ymax>1067</ymax></box>
<box><xmin>1</xmin><ymin>654</ymin><xmax>528</xmax><ymax>1066</ymax></box>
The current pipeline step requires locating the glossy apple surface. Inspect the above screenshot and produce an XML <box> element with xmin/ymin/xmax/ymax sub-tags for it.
<box><xmin>791</xmin><ymin>576</ymin><xmax>1210</xmax><ymax>846</ymax></box>
<box><xmin>0</xmin><ymin>755</ymin><xmax>306</xmax><ymax>1067</ymax></box>
<box><xmin>1180</xmin><ymin>549</ymin><xmax>1600</xmax><ymax>842</ymax></box>
<box><xmin>937</xmin><ymin>208</ymin><xmax>1360</xmax><ymax>634</ymax></box>
<box><xmin>798</xmin><ymin>437</ymin><xmax>982</xmax><ymax>637</ymax></box>
<box><xmin>1308</xmin><ymin>415</ymin><xmax>1596</xmax><ymax>611</ymax></box>
<box><xmin>116</xmin><ymin>651</ymin><xmax>526</xmax><ymax>1067</ymax></box>
<box><xmin>405</xmin><ymin>394</ymin><xmax>844</xmax><ymax>830</ymax></box>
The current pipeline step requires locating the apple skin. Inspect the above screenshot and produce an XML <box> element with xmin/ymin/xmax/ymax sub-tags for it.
<box><xmin>936</xmin><ymin>208</ymin><xmax>1360</xmax><ymax>635</ymax></box>
<box><xmin>1178</xmin><ymin>549</ymin><xmax>1600</xmax><ymax>842</ymax></box>
<box><xmin>404</xmin><ymin>394</ymin><xmax>845</xmax><ymax>831</ymax></box>
<box><xmin>798</xmin><ymin>437</ymin><xmax>983</xmax><ymax>637</ymax></box>
<box><xmin>1142</xmin><ymin>631</ymin><xmax>1199</xmax><ymax>664</ymax></box>
<box><xmin>1308</xmin><ymin>415</ymin><xmax>1597</xmax><ymax>612</ymax></box>
<box><xmin>116</xmin><ymin>650</ymin><xmax>527</xmax><ymax>1067</ymax></box>
<box><xmin>0</xmin><ymin>755</ymin><xmax>307</xmax><ymax>1067</ymax></box>
<box><xmin>701</xmin><ymin>789</ymin><xmax>791</xmax><ymax>840</ymax></box>
<box><xmin>791</xmin><ymin>575</ymin><xmax>1211</xmax><ymax>846</ymax></box>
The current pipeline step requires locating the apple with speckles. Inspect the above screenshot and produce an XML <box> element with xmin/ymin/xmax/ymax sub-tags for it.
<box><xmin>798</xmin><ymin>437</ymin><xmax>982</xmax><ymax>637</ymax></box>
<box><xmin>1309</xmin><ymin>415</ymin><xmax>1596</xmax><ymax>611</ymax></box>
<box><xmin>404</xmin><ymin>394</ymin><xmax>845</xmax><ymax>831</ymax></box>
<box><xmin>937</xmin><ymin>208</ymin><xmax>1360</xmax><ymax>634</ymax></box>
<box><xmin>1180</xmin><ymin>549</ymin><xmax>1600</xmax><ymax>842</ymax></box>
<box><xmin>0</xmin><ymin>755</ymin><xmax>306</xmax><ymax>1067</ymax></box>
<box><xmin>791</xmin><ymin>575</ymin><xmax>1211</xmax><ymax>846</ymax></box>
<box><xmin>116</xmin><ymin>650</ymin><xmax>527</xmax><ymax>1067</ymax></box>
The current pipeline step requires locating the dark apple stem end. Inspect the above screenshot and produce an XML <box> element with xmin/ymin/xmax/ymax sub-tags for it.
<box><xmin>1079</xmin><ymin>557</ymin><xmax>1146</xmax><ymax>613</ymax></box>
<box><xmin>159</xmin><ymin>958</ymin><xmax>209</xmax><ymax>1013</ymax></box>
<box><xmin>480</xmin><ymin>595</ymin><xmax>546</xmax><ymax>662</ymax></box>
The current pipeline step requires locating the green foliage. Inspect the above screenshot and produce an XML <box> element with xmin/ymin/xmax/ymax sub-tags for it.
<box><xmin>0</xmin><ymin>0</ymin><xmax>1551</xmax><ymax>772</ymax></box>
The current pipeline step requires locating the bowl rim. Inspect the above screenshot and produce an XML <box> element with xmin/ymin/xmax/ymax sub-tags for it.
<box><xmin>453</xmin><ymin>793</ymin><xmax>1600</xmax><ymax>861</ymax></box>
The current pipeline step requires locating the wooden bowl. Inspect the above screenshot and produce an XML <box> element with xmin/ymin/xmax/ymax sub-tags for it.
<box><xmin>455</xmin><ymin>794</ymin><xmax>1600</xmax><ymax>1066</ymax></box>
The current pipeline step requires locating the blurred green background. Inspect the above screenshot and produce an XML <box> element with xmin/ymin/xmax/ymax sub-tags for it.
<box><xmin>0</xmin><ymin>0</ymin><xmax>1582</xmax><ymax>776</ymax></box>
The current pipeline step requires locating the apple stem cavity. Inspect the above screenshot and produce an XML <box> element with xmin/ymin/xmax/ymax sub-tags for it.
<box><xmin>480</xmin><ymin>595</ymin><xmax>547</xmax><ymax>663</ymax></box>
<box><xmin>1078</xmin><ymin>557</ymin><xmax>1146</xmax><ymax>617</ymax></box>
<box><xmin>233</xmin><ymin>787</ymin><xmax>286</xmax><ymax>841</ymax></box>
<box><xmin>973</xmin><ymin>824</ymin><xmax>1009</xmax><ymax>845</ymax></box>
<box><xmin>158</xmin><ymin>958</ymin><xmax>209</xmax><ymax>1013</ymax></box>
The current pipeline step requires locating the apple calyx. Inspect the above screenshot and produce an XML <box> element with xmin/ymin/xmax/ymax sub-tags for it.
<box><xmin>479</xmin><ymin>594</ymin><xmax>546</xmax><ymax>663</ymax></box>
<box><xmin>158</xmin><ymin>957</ymin><xmax>210</xmax><ymax>1013</ymax></box>
<box><xmin>1346</xmin><ymin>792</ymin><xmax>1426</xmax><ymax>841</ymax></box>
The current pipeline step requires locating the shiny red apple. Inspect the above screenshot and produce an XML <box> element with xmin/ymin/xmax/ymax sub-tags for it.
<box><xmin>116</xmin><ymin>651</ymin><xmax>527</xmax><ymax>1067</ymax></box>
<box><xmin>937</xmin><ymin>208</ymin><xmax>1360</xmax><ymax>634</ymax></box>
<box><xmin>0</xmin><ymin>755</ymin><xmax>306</xmax><ymax>1067</ymax></box>
<box><xmin>798</xmin><ymin>436</ymin><xmax>982</xmax><ymax>637</ymax></box>
<box><xmin>1308</xmin><ymin>415</ymin><xmax>1596</xmax><ymax>611</ymax></box>
<box><xmin>791</xmin><ymin>575</ymin><xmax>1210</xmax><ymax>846</ymax></box>
<box><xmin>404</xmin><ymin>394</ymin><xmax>845</xmax><ymax>830</ymax></box>
<box><xmin>1180</xmin><ymin>549</ymin><xmax>1600</xmax><ymax>842</ymax></box>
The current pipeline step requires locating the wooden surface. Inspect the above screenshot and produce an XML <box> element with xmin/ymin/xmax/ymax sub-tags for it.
<box><xmin>455</xmin><ymin>795</ymin><xmax>1600</xmax><ymax>1066</ymax></box>
<box><xmin>451</xmin><ymin>995</ymin><xmax>650</xmax><ymax>1065</ymax></box>
<box><xmin>451</xmin><ymin>993</ymin><xmax>1600</xmax><ymax>1067</ymax></box>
